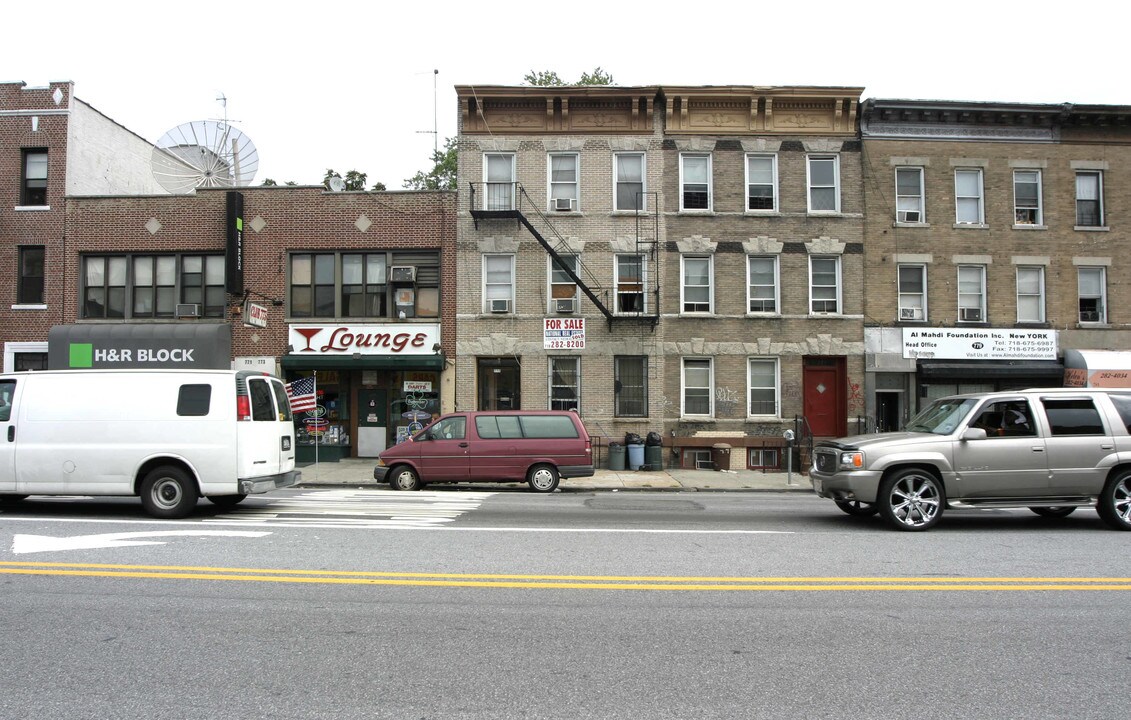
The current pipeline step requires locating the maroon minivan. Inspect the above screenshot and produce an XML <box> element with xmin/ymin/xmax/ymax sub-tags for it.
<box><xmin>372</xmin><ymin>410</ymin><xmax>594</xmax><ymax>492</ymax></box>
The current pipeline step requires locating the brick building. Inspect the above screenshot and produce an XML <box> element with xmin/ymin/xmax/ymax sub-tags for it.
<box><xmin>860</xmin><ymin>99</ymin><xmax>1131</xmax><ymax>429</ymax></box>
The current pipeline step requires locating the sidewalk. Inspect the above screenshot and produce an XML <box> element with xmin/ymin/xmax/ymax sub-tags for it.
<box><xmin>296</xmin><ymin>458</ymin><xmax>813</xmax><ymax>493</ymax></box>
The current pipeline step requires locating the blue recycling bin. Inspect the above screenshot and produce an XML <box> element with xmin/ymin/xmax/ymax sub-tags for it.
<box><xmin>627</xmin><ymin>443</ymin><xmax>645</xmax><ymax>470</ymax></box>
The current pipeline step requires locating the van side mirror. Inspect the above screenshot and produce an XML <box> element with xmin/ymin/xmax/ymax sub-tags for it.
<box><xmin>962</xmin><ymin>427</ymin><xmax>988</xmax><ymax>441</ymax></box>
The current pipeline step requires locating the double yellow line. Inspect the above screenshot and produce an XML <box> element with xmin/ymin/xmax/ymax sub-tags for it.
<box><xmin>4</xmin><ymin>562</ymin><xmax>1131</xmax><ymax>591</ymax></box>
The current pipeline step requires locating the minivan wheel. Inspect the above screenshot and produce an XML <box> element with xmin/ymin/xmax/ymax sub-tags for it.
<box><xmin>390</xmin><ymin>466</ymin><xmax>422</xmax><ymax>492</ymax></box>
<box><xmin>1097</xmin><ymin>471</ymin><xmax>1131</xmax><ymax>530</ymax></box>
<box><xmin>878</xmin><ymin>468</ymin><xmax>944</xmax><ymax>531</ymax></box>
<box><xmin>140</xmin><ymin>466</ymin><xmax>198</xmax><ymax>519</ymax></box>
<box><xmin>834</xmin><ymin>499</ymin><xmax>878</xmax><ymax>517</ymax></box>
<box><xmin>1029</xmin><ymin>506</ymin><xmax>1076</xmax><ymax>519</ymax></box>
<box><xmin>527</xmin><ymin>464</ymin><xmax>559</xmax><ymax>493</ymax></box>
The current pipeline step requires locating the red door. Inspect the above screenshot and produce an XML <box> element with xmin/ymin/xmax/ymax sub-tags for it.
<box><xmin>803</xmin><ymin>357</ymin><xmax>846</xmax><ymax>438</ymax></box>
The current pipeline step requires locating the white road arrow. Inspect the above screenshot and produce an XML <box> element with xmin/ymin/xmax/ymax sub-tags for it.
<box><xmin>11</xmin><ymin>530</ymin><xmax>271</xmax><ymax>555</ymax></box>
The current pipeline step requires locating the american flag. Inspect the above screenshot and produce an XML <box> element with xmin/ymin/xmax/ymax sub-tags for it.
<box><xmin>286</xmin><ymin>376</ymin><xmax>317</xmax><ymax>413</ymax></box>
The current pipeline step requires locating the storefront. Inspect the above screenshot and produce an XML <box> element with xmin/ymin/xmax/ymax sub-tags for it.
<box><xmin>282</xmin><ymin>323</ymin><xmax>445</xmax><ymax>462</ymax></box>
<box><xmin>46</xmin><ymin>323</ymin><xmax>232</xmax><ymax>370</ymax></box>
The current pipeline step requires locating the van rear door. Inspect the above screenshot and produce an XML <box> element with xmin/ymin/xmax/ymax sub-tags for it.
<box><xmin>0</xmin><ymin>377</ymin><xmax>18</xmax><ymax>494</ymax></box>
<box><xmin>236</xmin><ymin>374</ymin><xmax>296</xmax><ymax>481</ymax></box>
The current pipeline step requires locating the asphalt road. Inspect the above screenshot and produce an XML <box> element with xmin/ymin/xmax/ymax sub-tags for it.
<box><xmin>1</xmin><ymin>489</ymin><xmax>1128</xmax><ymax>719</ymax></box>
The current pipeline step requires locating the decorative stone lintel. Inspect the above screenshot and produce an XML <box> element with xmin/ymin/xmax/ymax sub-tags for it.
<box><xmin>676</xmin><ymin>235</ymin><xmax>717</xmax><ymax>254</ymax></box>
<box><xmin>805</xmin><ymin>236</ymin><xmax>844</xmax><ymax>255</ymax></box>
<box><xmin>478</xmin><ymin>237</ymin><xmax>521</xmax><ymax>253</ymax></box>
<box><xmin>743</xmin><ymin>236</ymin><xmax>782</xmax><ymax>255</ymax></box>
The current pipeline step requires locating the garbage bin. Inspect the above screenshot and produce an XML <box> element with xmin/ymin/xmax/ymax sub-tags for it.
<box><xmin>608</xmin><ymin>442</ymin><xmax>626</xmax><ymax>471</ymax></box>
<box><xmin>644</xmin><ymin>444</ymin><xmax>663</xmax><ymax>471</ymax></box>
<box><xmin>627</xmin><ymin>443</ymin><xmax>645</xmax><ymax>470</ymax></box>
<box><xmin>711</xmin><ymin>443</ymin><xmax>732</xmax><ymax>471</ymax></box>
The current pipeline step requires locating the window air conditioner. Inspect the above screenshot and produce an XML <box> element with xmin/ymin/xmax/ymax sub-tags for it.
<box><xmin>555</xmin><ymin>298</ymin><xmax>576</xmax><ymax>314</ymax></box>
<box><xmin>554</xmin><ymin>197</ymin><xmax>574</xmax><ymax>211</ymax></box>
<box><xmin>175</xmin><ymin>303</ymin><xmax>201</xmax><ymax>318</ymax></box>
<box><xmin>899</xmin><ymin>307</ymin><xmax>923</xmax><ymax>321</ymax></box>
<box><xmin>389</xmin><ymin>266</ymin><xmax>416</xmax><ymax>283</ymax></box>
<box><xmin>959</xmin><ymin>307</ymin><xmax>983</xmax><ymax>322</ymax></box>
<box><xmin>897</xmin><ymin>210</ymin><xmax>921</xmax><ymax>223</ymax></box>
<box><xmin>489</xmin><ymin>299</ymin><xmax>511</xmax><ymax>314</ymax></box>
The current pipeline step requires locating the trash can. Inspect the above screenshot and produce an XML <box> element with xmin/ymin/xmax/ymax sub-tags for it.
<box><xmin>711</xmin><ymin>443</ymin><xmax>732</xmax><ymax>471</ymax></box>
<box><xmin>644</xmin><ymin>444</ymin><xmax>663</xmax><ymax>471</ymax></box>
<box><xmin>608</xmin><ymin>442</ymin><xmax>626</xmax><ymax>471</ymax></box>
<box><xmin>627</xmin><ymin>443</ymin><xmax>645</xmax><ymax>470</ymax></box>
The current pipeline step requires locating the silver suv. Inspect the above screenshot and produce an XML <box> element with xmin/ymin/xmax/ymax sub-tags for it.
<box><xmin>810</xmin><ymin>388</ymin><xmax>1131</xmax><ymax>531</ymax></box>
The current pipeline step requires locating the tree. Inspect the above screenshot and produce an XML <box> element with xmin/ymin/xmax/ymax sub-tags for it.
<box><xmin>403</xmin><ymin>136</ymin><xmax>457</xmax><ymax>191</ymax></box>
<box><xmin>523</xmin><ymin>67</ymin><xmax>614</xmax><ymax>86</ymax></box>
<box><xmin>323</xmin><ymin>169</ymin><xmax>370</xmax><ymax>191</ymax></box>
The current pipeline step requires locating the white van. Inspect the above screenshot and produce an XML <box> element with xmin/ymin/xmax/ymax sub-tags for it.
<box><xmin>0</xmin><ymin>369</ymin><xmax>300</xmax><ymax>518</ymax></box>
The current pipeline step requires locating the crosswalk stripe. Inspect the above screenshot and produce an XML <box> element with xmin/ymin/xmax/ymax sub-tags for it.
<box><xmin>204</xmin><ymin>489</ymin><xmax>495</xmax><ymax>528</ymax></box>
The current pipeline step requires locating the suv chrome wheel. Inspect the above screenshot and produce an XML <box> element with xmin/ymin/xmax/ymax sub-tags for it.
<box><xmin>1097</xmin><ymin>471</ymin><xmax>1131</xmax><ymax>531</ymax></box>
<box><xmin>878</xmin><ymin>469</ymin><xmax>944</xmax><ymax>531</ymax></box>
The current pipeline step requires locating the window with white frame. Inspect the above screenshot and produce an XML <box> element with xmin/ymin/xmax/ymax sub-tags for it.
<box><xmin>549</xmin><ymin>357</ymin><xmax>580</xmax><ymax>412</ymax></box>
<box><xmin>957</xmin><ymin>265</ymin><xmax>986</xmax><ymax>323</ymax></box>
<box><xmin>484</xmin><ymin>153</ymin><xmax>515</xmax><ymax>211</ymax></box>
<box><xmin>615</xmin><ymin>254</ymin><xmax>646</xmax><ymax>313</ymax></box>
<box><xmin>549</xmin><ymin>255</ymin><xmax>579</xmax><ymax>313</ymax></box>
<box><xmin>614</xmin><ymin>153</ymin><xmax>645</xmax><ymax>211</ymax></box>
<box><xmin>548</xmin><ymin>153</ymin><xmax>578</xmax><ymax>211</ymax></box>
<box><xmin>809</xmin><ymin>256</ymin><xmax>840</xmax><ymax>314</ymax></box>
<box><xmin>1014</xmin><ymin>170</ymin><xmax>1042</xmax><ymax>225</ymax></box>
<box><xmin>807</xmin><ymin>155</ymin><xmax>840</xmax><ymax>212</ymax></box>
<box><xmin>895</xmin><ymin>167</ymin><xmax>924</xmax><ymax>223</ymax></box>
<box><xmin>746</xmin><ymin>154</ymin><xmax>777</xmax><ymax>211</ymax></box>
<box><xmin>682</xmin><ymin>358</ymin><xmax>713</xmax><ymax>417</ymax></box>
<box><xmin>681</xmin><ymin>255</ymin><xmax>713</xmax><ymax>313</ymax></box>
<box><xmin>21</xmin><ymin>149</ymin><xmax>48</xmax><ymax>206</ymax></box>
<box><xmin>955</xmin><ymin>169</ymin><xmax>984</xmax><ymax>224</ymax></box>
<box><xmin>897</xmin><ymin>264</ymin><xmax>926</xmax><ymax>321</ymax></box>
<box><xmin>614</xmin><ymin>356</ymin><xmax>647</xmax><ymax>417</ymax></box>
<box><xmin>748</xmin><ymin>358</ymin><xmax>779</xmax><ymax>416</ymax></box>
<box><xmin>747</xmin><ymin>448</ymin><xmax>780</xmax><ymax>470</ymax></box>
<box><xmin>747</xmin><ymin>256</ymin><xmax>778</xmax><ymax>313</ymax></box>
<box><xmin>680</xmin><ymin>153</ymin><xmax>711</xmax><ymax>211</ymax></box>
<box><xmin>1078</xmin><ymin>267</ymin><xmax>1106</xmax><ymax>323</ymax></box>
<box><xmin>1016</xmin><ymin>266</ymin><xmax>1045</xmax><ymax>323</ymax></box>
<box><xmin>483</xmin><ymin>254</ymin><xmax>515</xmax><ymax>313</ymax></box>
<box><xmin>1075</xmin><ymin>171</ymin><xmax>1104</xmax><ymax>227</ymax></box>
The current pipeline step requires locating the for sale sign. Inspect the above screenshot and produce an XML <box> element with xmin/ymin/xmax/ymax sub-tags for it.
<box><xmin>544</xmin><ymin>317</ymin><xmax>585</xmax><ymax>350</ymax></box>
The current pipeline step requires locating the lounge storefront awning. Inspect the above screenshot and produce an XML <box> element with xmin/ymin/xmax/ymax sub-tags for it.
<box><xmin>281</xmin><ymin>354</ymin><xmax>444</xmax><ymax>371</ymax></box>
<box><xmin>1063</xmin><ymin>349</ymin><xmax>1131</xmax><ymax>387</ymax></box>
<box><xmin>47</xmin><ymin>323</ymin><xmax>232</xmax><ymax>370</ymax></box>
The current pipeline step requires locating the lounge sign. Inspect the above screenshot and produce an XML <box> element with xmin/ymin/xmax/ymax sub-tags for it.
<box><xmin>288</xmin><ymin>323</ymin><xmax>439</xmax><ymax>356</ymax></box>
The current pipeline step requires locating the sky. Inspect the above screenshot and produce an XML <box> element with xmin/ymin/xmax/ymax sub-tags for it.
<box><xmin>4</xmin><ymin>1</ymin><xmax>1126</xmax><ymax>191</ymax></box>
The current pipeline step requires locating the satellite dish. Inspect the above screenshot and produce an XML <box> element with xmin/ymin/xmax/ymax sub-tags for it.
<box><xmin>151</xmin><ymin>120</ymin><xmax>259</xmax><ymax>194</ymax></box>
<box><xmin>328</xmin><ymin>176</ymin><xmax>345</xmax><ymax>192</ymax></box>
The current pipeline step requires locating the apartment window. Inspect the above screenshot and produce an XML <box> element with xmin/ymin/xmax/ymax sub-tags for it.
<box><xmin>290</xmin><ymin>251</ymin><xmax>439</xmax><ymax>318</ymax></box>
<box><xmin>747</xmin><ymin>448</ymin><xmax>780</xmax><ymax>470</ymax></box>
<box><xmin>21</xmin><ymin>150</ymin><xmax>48</xmax><ymax>206</ymax></box>
<box><xmin>682</xmin><ymin>358</ymin><xmax>713</xmax><ymax>417</ymax></box>
<box><xmin>681</xmin><ymin>256</ymin><xmax>712</xmax><ymax>313</ymax></box>
<box><xmin>614</xmin><ymin>153</ymin><xmax>645</xmax><ymax>211</ymax></box>
<box><xmin>957</xmin><ymin>265</ymin><xmax>986</xmax><ymax>323</ymax></box>
<box><xmin>1016</xmin><ymin>266</ymin><xmax>1045</xmax><ymax>323</ymax></box>
<box><xmin>548</xmin><ymin>153</ymin><xmax>578</xmax><ymax>211</ymax></box>
<box><xmin>747</xmin><ymin>256</ymin><xmax>778</xmax><ymax>313</ymax></box>
<box><xmin>614</xmin><ymin>356</ymin><xmax>647</xmax><ymax>417</ymax></box>
<box><xmin>82</xmin><ymin>254</ymin><xmax>224</xmax><ymax>319</ymax></box>
<box><xmin>897</xmin><ymin>264</ymin><xmax>926</xmax><ymax>322</ymax></box>
<box><xmin>746</xmin><ymin>154</ymin><xmax>777</xmax><ymax>211</ymax></box>
<box><xmin>1014</xmin><ymin>170</ymin><xmax>1042</xmax><ymax>225</ymax></box>
<box><xmin>1076</xmin><ymin>171</ymin><xmax>1103</xmax><ymax>227</ymax></box>
<box><xmin>955</xmin><ymin>169</ymin><xmax>984</xmax><ymax>224</ymax></box>
<box><xmin>549</xmin><ymin>255</ymin><xmax>579</xmax><ymax>313</ymax></box>
<box><xmin>549</xmin><ymin>357</ymin><xmax>580</xmax><ymax>412</ymax></box>
<box><xmin>809</xmin><ymin>256</ymin><xmax>840</xmax><ymax>314</ymax></box>
<box><xmin>807</xmin><ymin>155</ymin><xmax>840</xmax><ymax>212</ymax></box>
<box><xmin>1078</xmin><ymin>267</ymin><xmax>1106</xmax><ymax>323</ymax></box>
<box><xmin>895</xmin><ymin>167</ymin><xmax>924</xmax><ymax>223</ymax></box>
<box><xmin>483</xmin><ymin>254</ymin><xmax>515</xmax><ymax>313</ymax></box>
<box><xmin>615</xmin><ymin>255</ymin><xmax>646</xmax><ymax>313</ymax></box>
<box><xmin>748</xmin><ymin>358</ymin><xmax>779</xmax><ymax>417</ymax></box>
<box><xmin>680</xmin><ymin>154</ymin><xmax>711</xmax><ymax>211</ymax></box>
<box><xmin>18</xmin><ymin>246</ymin><xmax>45</xmax><ymax>305</ymax></box>
<box><xmin>484</xmin><ymin>153</ymin><xmax>515</xmax><ymax>210</ymax></box>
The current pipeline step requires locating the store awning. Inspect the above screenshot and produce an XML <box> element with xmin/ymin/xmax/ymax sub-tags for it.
<box><xmin>917</xmin><ymin>359</ymin><xmax>1064</xmax><ymax>380</ymax></box>
<box><xmin>281</xmin><ymin>354</ymin><xmax>444</xmax><ymax>371</ymax></box>
<box><xmin>47</xmin><ymin>323</ymin><xmax>232</xmax><ymax>370</ymax></box>
<box><xmin>1063</xmin><ymin>349</ymin><xmax>1131</xmax><ymax>387</ymax></box>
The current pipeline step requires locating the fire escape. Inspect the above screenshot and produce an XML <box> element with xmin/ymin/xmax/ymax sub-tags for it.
<box><xmin>468</xmin><ymin>182</ymin><xmax>659</xmax><ymax>332</ymax></box>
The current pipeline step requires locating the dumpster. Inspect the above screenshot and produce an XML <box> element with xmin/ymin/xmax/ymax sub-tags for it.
<box><xmin>711</xmin><ymin>443</ymin><xmax>731</xmax><ymax>471</ymax></box>
<box><xmin>608</xmin><ymin>442</ymin><xmax>626</xmax><ymax>471</ymax></box>
<box><xmin>644</xmin><ymin>444</ymin><xmax>663</xmax><ymax>471</ymax></box>
<box><xmin>627</xmin><ymin>443</ymin><xmax>645</xmax><ymax>470</ymax></box>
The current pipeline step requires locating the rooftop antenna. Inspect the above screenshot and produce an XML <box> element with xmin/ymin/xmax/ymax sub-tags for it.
<box><xmin>416</xmin><ymin>69</ymin><xmax>439</xmax><ymax>155</ymax></box>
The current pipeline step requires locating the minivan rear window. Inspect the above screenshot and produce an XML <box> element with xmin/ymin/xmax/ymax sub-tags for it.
<box><xmin>519</xmin><ymin>415</ymin><xmax>579</xmax><ymax>439</ymax></box>
<box><xmin>176</xmin><ymin>384</ymin><xmax>212</xmax><ymax>416</ymax></box>
<box><xmin>476</xmin><ymin>415</ymin><xmax>522</xmax><ymax>439</ymax></box>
